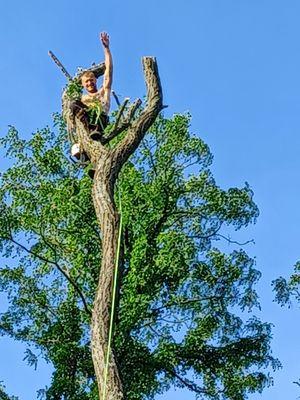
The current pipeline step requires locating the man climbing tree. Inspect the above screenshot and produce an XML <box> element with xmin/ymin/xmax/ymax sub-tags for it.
<box><xmin>81</xmin><ymin>32</ymin><xmax>112</xmax><ymax>120</ymax></box>
<box><xmin>70</xmin><ymin>31</ymin><xmax>113</xmax><ymax>163</ymax></box>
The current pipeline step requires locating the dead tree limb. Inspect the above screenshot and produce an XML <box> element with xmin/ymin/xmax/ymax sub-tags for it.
<box><xmin>113</xmin><ymin>57</ymin><xmax>163</xmax><ymax>168</ymax></box>
<box><xmin>102</xmin><ymin>98</ymin><xmax>142</xmax><ymax>145</ymax></box>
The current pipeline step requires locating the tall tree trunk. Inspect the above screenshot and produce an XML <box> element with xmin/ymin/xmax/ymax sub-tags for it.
<box><xmin>67</xmin><ymin>56</ymin><xmax>163</xmax><ymax>400</ymax></box>
<box><xmin>91</xmin><ymin>155</ymin><xmax>123</xmax><ymax>400</ymax></box>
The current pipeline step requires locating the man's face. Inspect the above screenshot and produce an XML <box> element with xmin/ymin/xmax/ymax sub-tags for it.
<box><xmin>81</xmin><ymin>74</ymin><xmax>97</xmax><ymax>93</ymax></box>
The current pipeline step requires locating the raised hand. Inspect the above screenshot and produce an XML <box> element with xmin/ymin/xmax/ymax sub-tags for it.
<box><xmin>100</xmin><ymin>32</ymin><xmax>110</xmax><ymax>49</ymax></box>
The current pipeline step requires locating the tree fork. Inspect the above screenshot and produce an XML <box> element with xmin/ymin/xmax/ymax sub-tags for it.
<box><xmin>73</xmin><ymin>57</ymin><xmax>163</xmax><ymax>399</ymax></box>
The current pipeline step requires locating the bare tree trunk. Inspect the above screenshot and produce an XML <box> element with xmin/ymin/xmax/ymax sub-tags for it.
<box><xmin>68</xmin><ymin>56</ymin><xmax>163</xmax><ymax>400</ymax></box>
<box><xmin>91</xmin><ymin>155</ymin><xmax>123</xmax><ymax>400</ymax></box>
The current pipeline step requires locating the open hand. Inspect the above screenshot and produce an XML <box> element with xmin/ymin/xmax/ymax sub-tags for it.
<box><xmin>100</xmin><ymin>32</ymin><xmax>110</xmax><ymax>48</ymax></box>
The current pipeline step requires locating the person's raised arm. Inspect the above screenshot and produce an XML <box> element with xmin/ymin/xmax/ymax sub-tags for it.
<box><xmin>100</xmin><ymin>32</ymin><xmax>113</xmax><ymax>112</ymax></box>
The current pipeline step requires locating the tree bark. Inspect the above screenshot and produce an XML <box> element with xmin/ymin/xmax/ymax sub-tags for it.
<box><xmin>70</xmin><ymin>56</ymin><xmax>163</xmax><ymax>399</ymax></box>
<box><xmin>91</xmin><ymin>154</ymin><xmax>123</xmax><ymax>399</ymax></box>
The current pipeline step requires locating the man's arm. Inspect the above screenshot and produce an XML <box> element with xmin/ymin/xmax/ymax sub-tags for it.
<box><xmin>100</xmin><ymin>32</ymin><xmax>113</xmax><ymax>113</ymax></box>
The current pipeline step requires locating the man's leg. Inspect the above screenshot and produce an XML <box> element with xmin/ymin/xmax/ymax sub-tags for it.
<box><xmin>88</xmin><ymin>113</ymin><xmax>109</xmax><ymax>141</ymax></box>
<box><xmin>70</xmin><ymin>100</ymin><xmax>89</xmax><ymax>127</ymax></box>
<box><xmin>88</xmin><ymin>113</ymin><xmax>110</xmax><ymax>141</ymax></box>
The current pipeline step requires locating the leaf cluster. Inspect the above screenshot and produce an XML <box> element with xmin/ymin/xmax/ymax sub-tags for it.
<box><xmin>65</xmin><ymin>80</ymin><xmax>83</xmax><ymax>101</ymax></box>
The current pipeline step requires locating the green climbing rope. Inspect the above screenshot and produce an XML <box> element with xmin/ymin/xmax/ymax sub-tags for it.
<box><xmin>102</xmin><ymin>187</ymin><xmax>123</xmax><ymax>400</ymax></box>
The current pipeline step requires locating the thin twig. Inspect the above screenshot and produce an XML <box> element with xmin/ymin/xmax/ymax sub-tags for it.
<box><xmin>164</xmin><ymin>367</ymin><xmax>209</xmax><ymax>395</ymax></box>
<box><xmin>216</xmin><ymin>234</ymin><xmax>254</xmax><ymax>246</ymax></box>
<box><xmin>114</xmin><ymin>98</ymin><xmax>130</xmax><ymax>130</ymax></box>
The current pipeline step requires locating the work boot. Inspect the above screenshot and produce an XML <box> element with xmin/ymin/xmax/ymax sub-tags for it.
<box><xmin>70</xmin><ymin>100</ymin><xmax>89</xmax><ymax>127</ymax></box>
<box><xmin>89</xmin><ymin>129</ymin><xmax>102</xmax><ymax>141</ymax></box>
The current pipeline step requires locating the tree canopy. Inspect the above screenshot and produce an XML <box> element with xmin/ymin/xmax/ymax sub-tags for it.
<box><xmin>0</xmin><ymin>113</ymin><xmax>279</xmax><ymax>399</ymax></box>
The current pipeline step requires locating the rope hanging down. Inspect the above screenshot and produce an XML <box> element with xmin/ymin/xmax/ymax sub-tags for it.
<box><xmin>102</xmin><ymin>187</ymin><xmax>123</xmax><ymax>400</ymax></box>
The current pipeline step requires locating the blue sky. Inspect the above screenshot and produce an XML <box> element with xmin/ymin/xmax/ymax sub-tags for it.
<box><xmin>1</xmin><ymin>0</ymin><xmax>300</xmax><ymax>399</ymax></box>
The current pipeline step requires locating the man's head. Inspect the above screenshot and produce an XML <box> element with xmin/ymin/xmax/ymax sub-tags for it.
<box><xmin>81</xmin><ymin>71</ymin><xmax>97</xmax><ymax>93</ymax></box>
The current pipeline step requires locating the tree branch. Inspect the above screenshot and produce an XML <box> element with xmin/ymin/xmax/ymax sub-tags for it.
<box><xmin>164</xmin><ymin>367</ymin><xmax>209</xmax><ymax>395</ymax></box>
<box><xmin>150</xmin><ymin>295</ymin><xmax>225</xmax><ymax>314</ymax></box>
<box><xmin>113</xmin><ymin>57</ymin><xmax>163</xmax><ymax>167</ymax></box>
<box><xmin>102</xmin><ymin>99</ymin><xmax>142</xmax><ymax>144</ymax></box>
<box><xmin>141</xmin><ymin>138</ymin><xmax>159</xmax><ymax>177</ymax></box>
<box><xmin>216</xmin><ymin>234</ymin><xmax>254</xmax><ymax>246</ymax></box>
<box><xmin>7</xmin><ymin>236</ymin><xmax>92</xmax><ymax>316</ymax></box>
<box><xmin>113</xmin><ymin>98</ymin><xmax>130</xmax><ymax>128</ymax></box>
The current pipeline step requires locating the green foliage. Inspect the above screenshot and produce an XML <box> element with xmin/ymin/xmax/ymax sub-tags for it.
<box><xmin>0</xmin><ymin>383</ymin><xmax>18</xmax><ymax>400</ymax></box>
<box><xmin>65</xmin><ymin>79</ymin><xmax>83</xmax><ymax>101</ymax></box>
<box><xmin>0</xmin><ymin>113</ymin><xmax>278</xmax><ymax>399</ymax></box>
<box><xmin>87</xmin><ymin>101</ymin><xmax>103</xmax><ymax>126</ymax></box>
<box><xmin>273</xmin><ymin>260</ymin><xmax>300</xmax><ymax>390</ymax></box>
<box><xmin>273</xmin><ymin>260</ymin><xmax>300</xmax><ymax>307</ymax></box>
